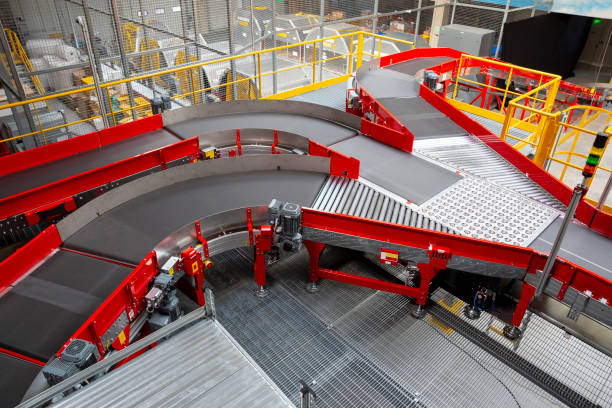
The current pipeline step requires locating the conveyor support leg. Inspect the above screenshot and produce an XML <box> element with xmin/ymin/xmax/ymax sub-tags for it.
<box><xmin>304</xmin><ymin>240</ymin><xmax>325</xmax><ymax>293</ymax></box>
<box><xmin>254</xmin><ymin>225</ymin><xmax>273</xmax><ymax>297</ymax></box>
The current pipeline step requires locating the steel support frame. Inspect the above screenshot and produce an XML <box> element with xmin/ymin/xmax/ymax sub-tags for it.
<box><xmin>305</xmin><ymin>240</ymin><xmax>450</xmax><ymax>305</ymax></box>
<box><xmin>300</xmin><ymin>209</ymin><xmax>612</xmax><ymax>330</ymax></box>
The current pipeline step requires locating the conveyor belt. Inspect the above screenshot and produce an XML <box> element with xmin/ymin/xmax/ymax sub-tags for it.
<box><xmin>329</xmin><ymin>136</ymin><xmax>462</xmax><ymax>205</ymax></box>
<box><xmin>385</xmin><ymin>57</ymin><xmax>455</xmax><ymax>76</ymax></box>
<box><xmin>0</xmin><ymin>354</ymin><xmax>42</xmax><ymax>408</ymax></box>
<box><xmin>0</xmin><ymin>250</ymin><xmax>133</xmax><ymax>361</ymax></box>
<box><xmin>64</xmin><ymin>170</ymin><xmax>326</xmax><ymax>264</ymax></box>
<box><xmin>50</xmin><ymin>319</ymin><xmax>294</xmax><ymax>408</ymax></box>
<box><xmin>166</xmin><ymin>112</ymin><xmax>357</xmax><ymax>146</ymax></box>
<box><xmin>0</xmin><ymin>129</ymin><xmax>179</xmax><ymax>200</ymax></box>
<box><xmin>530</xmin><ymin>218</ymin><xmax>612</xmax><ymax>280</ymax></box>
<box><xmin>312</xmin><ymin>176</ymin><xmax>457</xmax><ymax>234</ymax></box>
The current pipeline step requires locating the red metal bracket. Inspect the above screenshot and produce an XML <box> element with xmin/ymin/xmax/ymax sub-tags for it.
<box><xmin>0</xmin><ymin>224</ymin><xmax>62</xmax><ymax>292</ymax></box>
<box><xmin>181</xmin><ymin>246</ymin><xmax>206</xmax><ymax>305</ymax></box>
<box><xmin>194</xmin><ymin>221</ymin><xmax>210</xmax><ymax>259</ymax></box>
<box><xmin>247</xmin><ymin>208</ymin><xmax>254</xmax><ymax>245</ymax></box>
<box><xmin>272</xmin><ymin>130</ymin><xmax>279</xmax><ymax>154</ymax></box>
<box><xmin>24</xmin><ymin>197</ymin><xmax>77</xmax><ymax>226</ymax></box>
<box><xmin>511</xmin><ymin>282</ymin><xmax>536</xmax><ymax>327</ymax></box>
<box><xmin>236</xmin><ymin>129</ymin><xmax>242</xmax><ymax>156</ymax></box>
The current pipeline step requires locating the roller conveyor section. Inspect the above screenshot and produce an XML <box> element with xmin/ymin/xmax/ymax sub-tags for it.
<box><xmin>328</xmin><ymin>136</ymin><xmax>462</xmax><ymax>205</ymax></box>
<box><xmin>412</xmin><ymin>135</ymin><xmax>566</xmax><ymax>210</ymax></box>
<box><xmin>63</xmin><ymin>169</ymin><xmax>326</xmax><ymax>264</ymax></box>
<box><xmin>312</xmin><ymin>176</ymin><xmax>456</xmax><ymax>234</ymax></box>
<box><xmin>0</xmin><ymin>129</ymin><xmax>180</xmax><ymax>200</ymax></box>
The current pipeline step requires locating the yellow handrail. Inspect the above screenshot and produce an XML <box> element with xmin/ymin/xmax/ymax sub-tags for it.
<box><xmin>0</xmin><ymin>31</ymin><xmax>412</xmax><ymax>145</ymax></box>
<box><xmin>3</xmin><ymin>28</ymin><xmax>46</xmax><ymax>98</ymax></box>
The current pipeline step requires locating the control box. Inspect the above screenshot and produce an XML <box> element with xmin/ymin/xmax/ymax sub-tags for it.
<box><xmin>439</xmin><ymin>24</ymin><xmax>495</xmax><ymax>57</ymax></box>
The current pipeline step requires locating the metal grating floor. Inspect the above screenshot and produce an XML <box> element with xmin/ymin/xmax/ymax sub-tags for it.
<box><xmin>206</xmin><ymin>247</ymin><xmax>612</xmax><ymax>408</ymax></box>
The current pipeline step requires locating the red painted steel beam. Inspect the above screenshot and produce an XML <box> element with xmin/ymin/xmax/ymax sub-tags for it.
<box><xmin>0</xmin><ymin>137</ymin><xmax>200</xmax><ymax>221</ymax></box>
<box><xmin>0</xmin><ymin>114</ymin><xmax>163</xmax><ymax>178</ymax></box>
<box><xmin>0</xmin><ymin>346</ymin><xmax>46</xmax><ymax>366</ymax></box>
<box><xmin>302</xmin><ymin>208</ymin><xmax>538</xmax><ymax>268</ymax></box>
<box><xmin>0</xmin><ymin>224</ymin><xmax>61</xmax><ymax>291</ymax></box>
<box><xmin>308</xmin><ymin>140</ymin><xmax>360</xmax><ymax>178</ymax></box>
<box><xmin>360</xmin><ymin>117</ymin><xmax>413</xmax><ymax>152</ymax></box>
<box><xmin>303</xmin><ymin>208</ymin><xmax>612</xmax><ymax>303</ymax></box>
<box><xmin>318</xmin><ymin>267</ymin><xmax>422</xmax><ymax>297</ymax></box>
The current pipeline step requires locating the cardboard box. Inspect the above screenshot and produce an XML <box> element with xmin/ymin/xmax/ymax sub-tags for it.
<box><xmin>72</xmin><ymin>69</ymin><xmax>87</xmax><ymax>87</ymax></box>
<box><xmin>329</xmin><ymin>11</ymin><xmax>345</xmax><ymax>21</ymax></box>
<box><xmin>389</xmin><ymin>21</ymin><xmax>406</xmax><ymax>33</ymax></box>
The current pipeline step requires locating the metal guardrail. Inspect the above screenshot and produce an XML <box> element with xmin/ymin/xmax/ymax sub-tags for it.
<box><xmin>0</xmin><ymin>31</ymin><xmax>413</xmax><ymax>149</ymax></box>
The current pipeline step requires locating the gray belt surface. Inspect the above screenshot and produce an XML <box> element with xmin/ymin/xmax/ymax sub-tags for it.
<box><xmin>377</xmin><ymin>97</ymin><xmax>466</xmax><ymax>139</ymax></box>
<box><xmin>0</xmin><ymin>129</ymin><xmax>179</xmax><ymax>199</ymax></box>
<box><xmin>384</xmin><ymin>57</ymin><xmax>455</xmax><ymax>76</ymax></box>
<box><xmin>356</xmin><ymin>68</ymin><xmax>420</xmax><ymax>99</ymax></box>
<box><xmin>0</xmin><ymin>353</ymin><xmax>42</xmax><ymax>408</ymax></box>
<box><xmin>530</xmin><ymin>218</ymin><xmax>612</xmax><ymax>281</ymax></box>
<box><xmin>329</xmin><ymin>136</ymin><xmax>461</xmax><ymax>204</ymax></box>
<box><xmin>64</xmin><ymin>171</ymin><xmax>326</xmax><ymax>264</ymax></box>
<box><xmin>0</xmin><ymin>250</ymin><xmax>132</xmax><ymax>361</ymax></box>
<box><xmin>166</xmin><ymin>112</ymin><xmax>356</xmax><ymax>146</ymax></box>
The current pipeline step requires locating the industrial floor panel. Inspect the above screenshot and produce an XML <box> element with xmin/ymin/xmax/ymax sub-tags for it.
<box><xmin>0</xmin><ymin>129</ymin><xmax>180</xmax><ymax>199</ymax></box>
<box><xmin>0</xmin><ymin>250</ymin><xmax>133</xmax><ymax>361</ymax></box>
<box><xmin>165</xmin><ymin>112</ymin><xmax>357</xmax><ymax>146</ymax></box>
<box><xmin>64</xmin><ymin>171</ymin><xmax>327</xmax><ymax>264</ymax></box>
<box><xmin>328</xmin><ymin>136</ymin><xmax>462</xmax><ymax>205</ymax></box>
<box><xmin>206</xmin><ymin>248</ymin><xmax>566</xmax><ymax>408</ymax></box>
<box><xmin>384</xmin><ymin>57</ymin><xmax>456</xmax><ymax>76</ymax></box>
<box><xmin>0</xmin><ymin>353</ymin><xmax>42</xmax><ymax>408</ymax></box>
<box><xmin>356</xmin><ymin>68</ymin><xmax>420</xmax><ymax>99</ymax></box>
<box><xmin>529</xmin><ymin>218</ymin><xmax>612</xmax><ymax>280</ymax></box>
<box><xmin>50</xmin><ymin>319</ymin><xmax>293</xmax><ymax>408</ymax></box>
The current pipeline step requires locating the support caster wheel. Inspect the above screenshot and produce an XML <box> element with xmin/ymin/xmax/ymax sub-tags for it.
<box><xmin>463</xmin><ymin>305</ymin><xmax>481</xmax><ymax>320</ymax></box>
<box><xmin>411</xmin><ymin>305</ymin><xmax>426</xmax><ymax>319</ymax></box>
<box><xmin>254</xmin><ymin>285</ymin><xmax>270</xmax><ymax>298</ymax></box>
<box><xmin>305</xmin><ymin>281</ymin><xmax>320</xmax><ymax>293</ymax></box>
<box><xmin>503</xmin><ymin>325</ymin><xmax>521</xmax><ymax>341</ymax></box>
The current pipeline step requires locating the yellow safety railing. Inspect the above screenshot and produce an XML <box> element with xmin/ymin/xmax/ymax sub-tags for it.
<box><xmin>0</xmin><ymin>31</ymin><xmax>413</xmax><ymax>147</ymax></box>
<box><xmin>2</xmin><ymin>29</ymin><xmax>46</xmax><ymax>98</ymax></box>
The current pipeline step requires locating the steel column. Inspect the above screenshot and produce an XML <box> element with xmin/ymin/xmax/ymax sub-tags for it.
<box><xmin>76</xmin><ymin>10</ymin><xmax>110</xmax><ymax>128</ymax></box>
<box><xmin>494</xmin><ymin>0</ymin><xmax>511</xmax><ymax>59</ymax></box>
<box><xmin>226</xmin><ymin>0</ymin><xmax>238</xmax><ymax>100</ymax></box>
<box><xmin>271</xmin><ymin>0</ymin><xmax>278</xmax><ymax>95</ymax></box>
<box><xmin>109</xmin><ymin>0</ymin><xmax>137</xmax><ymax>121</ymax></box>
